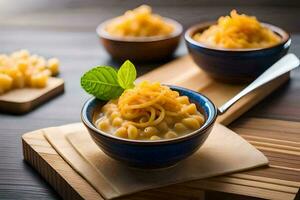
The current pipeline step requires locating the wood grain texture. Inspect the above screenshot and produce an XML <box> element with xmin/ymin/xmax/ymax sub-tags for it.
<box><xmin>22</xmin><ymin>130</ymin><xmax>103</xmax><ymax>200</ymax></box>
<box><xmin>1</xmin><ymin>1</ymin><xmax>300</xmax><ymax>200</ymax></box>
<box><xmin>0</xmin><ymin>78</ymin><xmax>64</xmax><ymax>114</ymax></box>
<box><xmin>49</xmin><ymin>123</ymin><xmax>267</xmax><ymax>199</ymax></box>
<box><xmin>22</xmin><ymin>118</ymin><xmax>300</xmax><ymax>200</ymax></box>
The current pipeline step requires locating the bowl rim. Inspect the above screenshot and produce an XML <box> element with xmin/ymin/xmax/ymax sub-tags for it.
<box><xmin>81</xmin><ymin>85</ymin><xmax>218</xmax><ymax>145</ymax></box>
<box><xmin>184</xmin><ymin>21</ymin><xmax>291</xmax><ymax>52</ymax></box>
<box><xmin>96</xmin><ymin>17</ymin><xmax>183</xmax><ymax>42</ymax></box>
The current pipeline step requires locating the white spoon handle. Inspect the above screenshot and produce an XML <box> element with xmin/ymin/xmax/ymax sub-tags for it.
<box><xmin>218</xmin><ymin>53</ymin><xmax>300</xmax><ymax>114</ymax></box>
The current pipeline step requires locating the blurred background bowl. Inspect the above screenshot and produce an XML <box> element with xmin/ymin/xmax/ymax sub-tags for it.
<box><xmin>185</xmin><ymin>22</ymin><xmax>291</xmax><ymax>83</ymax></box>
<box><xmin>97</xmin><ymin>17</ymin><xmax>183</xmax><ymax>63</ymax></box>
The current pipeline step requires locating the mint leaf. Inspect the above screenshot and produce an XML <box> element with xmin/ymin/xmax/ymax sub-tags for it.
<box><xmin>81</xmin><ymin>66</ymin><xmax>124</xmax><ymax>100</ymax></box>
<box><xmin>81</xmin><ymin>60</ymin><xmax>137</xmax><ymax>100</ymax></box>
<box><xmin>117</xmin><ymin>60</ymin><xmax>137</xmax><ymax>89</ymax></box>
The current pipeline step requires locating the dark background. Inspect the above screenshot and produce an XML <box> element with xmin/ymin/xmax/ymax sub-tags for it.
<box><xmin>0</xmin><ymin>1</ymin><xmax>300</xmax><ymax>199</ymax></box>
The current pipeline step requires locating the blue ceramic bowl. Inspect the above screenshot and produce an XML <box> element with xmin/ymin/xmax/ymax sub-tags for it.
<box><xmin>81</xmin><ymin>86</ymin><xmax>217</xmax><ymax>169</ymax></box>
<box><xmin>185</xmin><ymin>22</ymin><xmax>291</xmax><ymax>83</ymax></box>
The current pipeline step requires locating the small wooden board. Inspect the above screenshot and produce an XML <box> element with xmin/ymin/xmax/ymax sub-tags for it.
<box><xmin>22</xmin><ymin>55</ymin><xmax>299</xmax><ymax>199</ymax></box>
<box><xmin>0</xmin><ymin>77</ymin><xmax>64</xmax><ymax>114</ymax></box>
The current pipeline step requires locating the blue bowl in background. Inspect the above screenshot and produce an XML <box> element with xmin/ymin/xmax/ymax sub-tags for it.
<box><xmin>185</xmin><ymin>22</ymin><xmax>291</xmax><ymax>83</ymax></box>
<box><xmin>81</xmin><ymin>86</ymin><xmax>218</xmax><ymax>169</ymax></box>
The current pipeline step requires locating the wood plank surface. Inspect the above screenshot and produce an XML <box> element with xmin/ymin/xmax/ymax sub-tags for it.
<box><xmin>22</xmin><ymin>117</ymin><xmax>300</xmax><ymax>200</ymax></box>
<box><xmin>1</xmin><ymin>1</ymin><xmax>300</xmax><ymax>200</ymax></box>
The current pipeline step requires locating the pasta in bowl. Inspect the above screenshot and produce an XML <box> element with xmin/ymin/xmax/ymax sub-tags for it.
<box><xmin>81</xmin><ymin>83</ymin><xmax>217</xmax><ymax>168</ymax></box>
<box><xmin>184</xmin><ymin>10</ymin><xmax>290</xmax><ymax>83</ymax></box>
<box><xmin>93</xmin><ymin>81</ymin><xmax>205</xmax><ymax>140</ymax></box>
<box><xmin>96</xmin><ymin>5</ymin><xmax>182</xmax><ymax>62</ymax></box>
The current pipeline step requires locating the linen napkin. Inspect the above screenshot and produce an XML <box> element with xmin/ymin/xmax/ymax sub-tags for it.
<box><xmin>44</xmin><ymin>123</ymin><xmax>268</xmax><ymax>199</ymax></box>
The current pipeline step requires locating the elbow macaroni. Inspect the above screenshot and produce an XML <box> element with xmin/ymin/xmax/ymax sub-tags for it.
<box><xmin>94</xmin><ymin>81</ymin><xmax>205</xmax><ymax>140</ymax></box>
<box><xmin>0</xmin><ymin>49</ymin><xmax>60</xmax><ymax>94</ymax></box>
<box><xmin>105</xmin><ymin>5</ymin><xmax>174</xmax><ymax>37</ymax></box>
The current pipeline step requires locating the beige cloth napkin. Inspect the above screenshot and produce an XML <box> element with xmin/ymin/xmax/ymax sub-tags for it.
<box><xmin>44</xmin><ymin>123</ymin><xmax>268</xmax><ymax>199</ymax></box>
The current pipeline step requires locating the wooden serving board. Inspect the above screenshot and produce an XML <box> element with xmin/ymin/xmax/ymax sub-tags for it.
<box><xmin>22</xmin><ymin>118</ymin><xmax>300</xmax><ymax>200</ymax></box>
<box><xmin>0</xmin><ymin>77</ymin><xmax>64</xmax><ymax>114</ymax></box>
<box><xmin>22</xmin><ymin>55</ymin><xmax>299</xmax><ymax>199</ymax></box>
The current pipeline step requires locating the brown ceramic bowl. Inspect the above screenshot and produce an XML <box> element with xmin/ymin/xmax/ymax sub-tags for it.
<box><xmin>185</xmin><ymin>22</ymin><xmax>291</xmax><ymax>83</ymax></box>
<box><xmin>96</xmin><ymin>17</ymin><xmax>183</xmax><ymax>62</ymax></box>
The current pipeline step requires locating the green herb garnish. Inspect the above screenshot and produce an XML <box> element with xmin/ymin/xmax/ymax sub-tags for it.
<box><xmin>80</xmin><ymin>60</ymin><xmax>137</xmax><ymax>100</ymax></box>
<box><xmin>117</xmin><ymin>60</ymin><xmax>137</xmax><ymax>89</ymax></box>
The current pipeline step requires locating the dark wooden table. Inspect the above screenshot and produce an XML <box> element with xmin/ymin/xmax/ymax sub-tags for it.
<box><xmin>0</xmin><ymin>1</ymin><xmax>300</xmax><ymax>199</ymax></box>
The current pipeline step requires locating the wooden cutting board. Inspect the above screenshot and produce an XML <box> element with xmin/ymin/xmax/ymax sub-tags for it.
<box><xmin>0</xmin><ymin>77</ymin><xmax>64</xmax><ymax>114</ymax></box>
<box><xmin>42</xmin><ymin>123</ymin><xmax>267</xmax><ymax>199</ymax></box>
<box><xmin>22</xmin><ymin>55</ymin><xmax>299</xmax><ymax>199</ymax></box>
<box><xmin>22</xmin><ymin>118</ymin><xmax>300</xmax><ymax>200</ymax></box>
